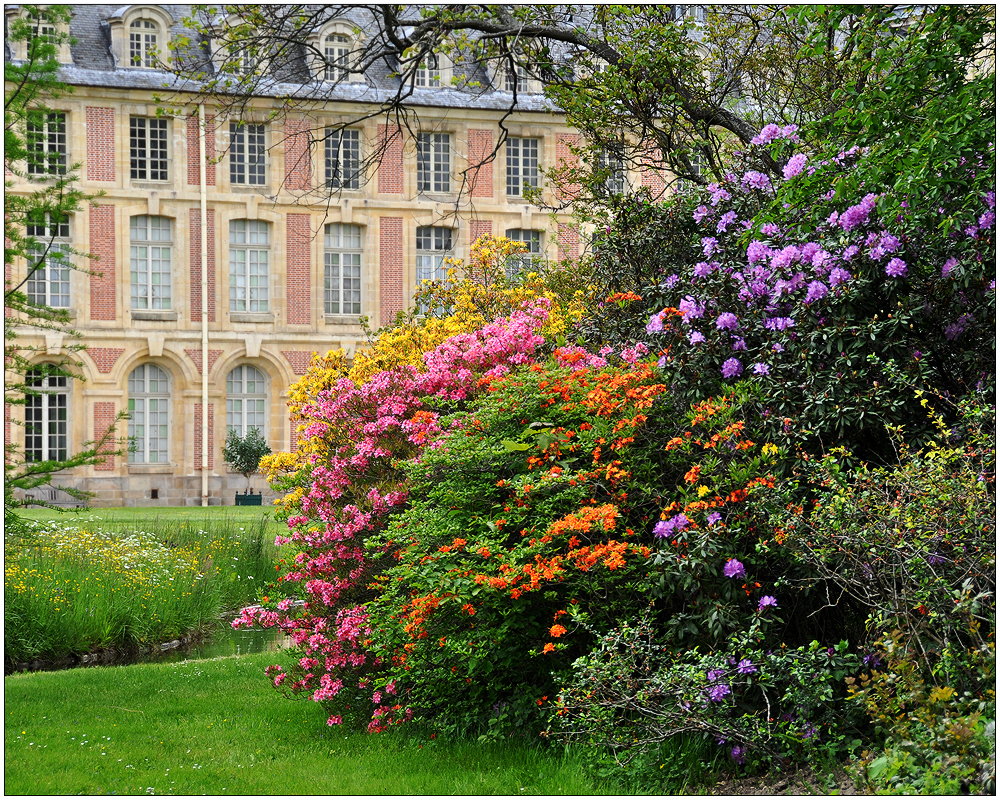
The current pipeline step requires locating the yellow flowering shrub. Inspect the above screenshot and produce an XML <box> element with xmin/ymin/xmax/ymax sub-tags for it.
<box><xmin>261</xmin><ymin>235</ymin><xmax>591</xmax><ymax>508</ymax></box>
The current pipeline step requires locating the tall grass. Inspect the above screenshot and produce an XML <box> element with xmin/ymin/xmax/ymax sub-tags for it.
<box><xmin>4</xmin><ymin>513</ymin><xmax>280</xmax><ymax>666</ymax></box>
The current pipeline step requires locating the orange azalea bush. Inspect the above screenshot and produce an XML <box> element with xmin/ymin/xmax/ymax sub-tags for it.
<box><xmin>354</xmin><ymin>354</ymin><xmax>782</xmax><ymax>736</ymax></box>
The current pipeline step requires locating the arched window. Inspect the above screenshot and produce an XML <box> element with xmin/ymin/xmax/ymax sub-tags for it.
<box><xmin>226</xmin><ymin>365</ymin><xmax>267</xmax><ymax>437</ymax></box>
<box><xmin>129</xmin><ymin>18</ymin><xmax>159</xmax><ymax>67</ymax></box>
<box><xmin>324</xmin><ymin>33</ymin><xmax>351</xmax><ymax>81</ymax></box>
<box><xmin>130</xmin><ymin>216</ymin><xmax>172</xmax><ymax>310</ymax></box>
<box><xmin>24</xmin><ymin>369</ymin><xmax>69</xmax><ymax>462</ymax></box>
<box><xmin>128</xmin><ymin>364</ymin><xmax>170</xmax><ymax>463</ymax></box>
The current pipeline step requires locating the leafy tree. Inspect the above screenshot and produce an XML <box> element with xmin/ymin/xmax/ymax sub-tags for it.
<box><xmin>4</xmin><ymin>5</ymin><xmax>124</xmax><ymax>513</ymax></box>
<box><xmin>174</xmin><ymin>4</ymin><xmax>961</xmax><ymax>201</ymax></box>
<box><xmin>222</xmin><ymin>427</ymin><xmax>272</xmax><ymax>491</ymax></box>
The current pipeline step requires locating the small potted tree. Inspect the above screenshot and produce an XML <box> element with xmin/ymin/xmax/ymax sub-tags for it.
<box><xmin>222</xmin><ymin>427</ymin><xmax>271</xmax><ymax>506</ymax></box>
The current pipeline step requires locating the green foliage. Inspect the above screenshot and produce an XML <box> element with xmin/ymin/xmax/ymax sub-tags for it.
<box><xmin>222</xmin><ymin>427</ymin><xmax>272</xmax><ymax>489</ymax></box>
<box><xmin>774</xmin><ymin>396</ymin><xmax>996</xmax><ymax>678</ymax></box>
<box><xmin>546</xmin><ymin>612</ymin><xmax>864</xmax><ymax>774</ymax></box>
<box><xmin>850</xmin><ymin>633</ymin><xmax>996</xmax><ymax>795</ymax></box>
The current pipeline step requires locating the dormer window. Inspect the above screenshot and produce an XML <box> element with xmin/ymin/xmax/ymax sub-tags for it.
<box><xmin>309</xmin><ymin>22</ymin><xmax>366</xmax><ymax>84</ymax></box>
<box><xmin>107</xmin><ymin>6</ymin><xmax>173</xmax><ymax>70</ymax></box>
<box><xmin>415</xmin><ymin>53</ymin><xmax>441</xmax><ymax>87</ymax></box>
<box><xmin>5</xmin><ymin>6</ymin><xmax>73</xmax><ymax>63</ymax></box>
<box><xmin>505</xmin><ymin>63</ymin><xmax>528</xmax><ymax>93</ymax></box>
<box><xmin>129</xmin><ymin>19</ymin><xmax>159</xmax><ymax>67</ymax></box>
<box><xmin>324</xmin><ymin>34</ymin><xmax>351</xmax><ymax>82</ymax></box>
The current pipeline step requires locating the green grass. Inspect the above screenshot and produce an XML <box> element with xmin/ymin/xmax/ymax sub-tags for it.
<box><xmin>5</xmin><ymin>509</ymin><xmax>287</xmax><ymax>665</ymax></box>
<box><xmin>4</xmin><ymin>652</ymin><xmax>616</xmax><ymax>795</ymax></box>
<box><xmin>15</xmin><ymin>505</ymin><xmax>288</xmax><ymax>539</ymax></box>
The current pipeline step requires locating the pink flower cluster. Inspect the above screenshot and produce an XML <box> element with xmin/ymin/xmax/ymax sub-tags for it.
<box><xmin>234</xmin><ymin>299</ymin><xmax>554</xmax><ymax>728</ymax></box>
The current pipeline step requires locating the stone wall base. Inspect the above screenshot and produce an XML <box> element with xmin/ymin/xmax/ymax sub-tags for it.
<box><xmin>15</xmin><ymin>473</ymin><xmax>277</xmax><ymax>508</ymax></box>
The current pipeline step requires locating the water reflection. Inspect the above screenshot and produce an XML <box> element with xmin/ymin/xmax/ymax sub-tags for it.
<box><xmin>157</xmin><ymin>624</ymin><xmax>292</xmax><ymax>664</ymax></box>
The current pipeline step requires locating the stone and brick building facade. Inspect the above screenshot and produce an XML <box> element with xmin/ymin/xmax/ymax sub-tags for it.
<box><xmin>4</xmin><ymin>4</ymin><xmax>663</xmax><ymax>505</ymax></box>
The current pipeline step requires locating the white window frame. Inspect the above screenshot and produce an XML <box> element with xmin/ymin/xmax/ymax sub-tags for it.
<box><xmin>415</xmin><ymin>226</ymin><xmax>453</xmax><ymax>312</ymax></box>
<box><xmin>414</xmin><ymin>52</ymin><xmax>442</xmax><ymax>87</ymax></box>
<box><xmin>24</xmin><ymin>370</ymin><xmax>69</xmax><ymax>463</ymax></box>
<box><xmin>599</xmin><ymin>148</ymin><xmax>627</xmax><ymax>196</ymax></box>
<box><xmin>416</xmin><ymin>132</ymin><xmax>451</xmax><ymax>193</ymax></box>
<box><xmin>325</xmin><ymin>128</ymin><xmax>361</xmax><ymax>189</ymax></box>
<box><xmin>229</xmin><ymin>122</ymin><xmax>267</xmax><ymax>186</ymax></box>
<box><xmin>229</xmin><ymin>220</ymin><xmax>270</xmax><ymax>313</ymax></box>
<box><xmin>323</xmin><ymin>33</ymin><xmax>351</xmax><ymax>81</ymax></box>
<box><xmin>25</xmin><ymin>111</ymin><xmax>67</xmax><ymax>176</ymax></box>
<box><xmin>26</xmin><ymin>215</ymin><xmax>71</xmax><ymax>309</ymax></box>
<box><xmin>504</xmin><ymin>228</ymin><xmax>543</xmax><ymax>278</ymax></box>
<box><xmin>130</xmin><ymin>116</ymin><xmax>169</xmax><ymax>181</ymax></box>
<box><xmin>130</xmin><ymin>216</ymin><xmax>173</xmax><ymax>311</ymax></box>
<box><xmin>129</xmin><ymin>18</ymin><xmax>160</xmax><ymax>68</ymax></box>
<box><xmin>226</xmin><ymin>365</ymin><xmax>268</xmax><ymax>438</ymax></box>
<box><xmin>506</xmin><ymin>137</ymin><xmax>539</xmax><ymax>197</ymax></box>
<box><xmin>324</xmin><ymin>223</ymin><xmax>363</xmax><ymax>316</ymax></box>
<box><xmin>128</xmin><ymin>363</ymin><xmax>170</xmax><ymax>464</ymax></box>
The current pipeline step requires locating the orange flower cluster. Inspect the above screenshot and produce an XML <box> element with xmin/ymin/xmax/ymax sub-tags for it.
<box><xmin>581</xmin><ymin>364</ymin><xmax>666</xmax><ymax>418</ymax></box>
<box><xmin>548</xmin><ymin>504</ymin><xmax>619</xmax><ymax>539</ymax></box>
<box><xmin>402</xmin><ymin>592</ymin><xmax>442</xmax><ymax>639</ymax></box>
<box><xmin>569</xmin><ymin>540</ymin><xmax>650</xmax><ymax>571</ymax></box>
<box><xmin>605</xmin><ymin>291</ymin><xmax>642</xmax><ymax>303</ymax></box>
<box><xmin>549</xmin><ymin>624</ymin><xmax>568</xmax><ymax>637</ymax></box>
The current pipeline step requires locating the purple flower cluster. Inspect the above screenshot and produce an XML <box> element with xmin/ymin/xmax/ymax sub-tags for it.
<box><xmin>715</xmin><ymin>312</ymin><xmax>739</xmax><ymax>331</ymax></box>
<box><xmin>707</xmin><ymin>683</ymin><xmax>731</xmax><ymax>702</ymax></box>
<box><xmin>757</xmin><ymin>595</ymin><xmax>778</xmax><ymax>612</ymax></box>
<box><xmin>721</xmin><ymin>357</ymin><xmax>743</xmax><ymax>379</ymax></box>
<box><xmin>723</xmin><ymin>558</ymin><xmax>746</xmax><ymax>578</ymax></box>
<box><xmin>751</xmin><ymin>123</ymin><xmax>799</xmax><ymax>146</ymax></box>
<box><xmin>782</xmin><ymin>153</ymin><xmax>808</xmax><ymax>180</ymax></box>
<box><xmin>653</xmin><ymin>513</ymin><xmax>690</xmax><ymax>538</ymax></box>
<box><xmin>737</xmin><ymin>658</ymin><xmax>757</xmax><ymax>675</ymax></box>
<box><xmin>885</xmin><ymin>257</ymin><xmax>908</xmax><ymax>278</ymax></box>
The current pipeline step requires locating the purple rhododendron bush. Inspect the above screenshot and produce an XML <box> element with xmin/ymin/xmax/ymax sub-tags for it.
<box><xmin>237</xmin><ymin>6</ymin><xmax>994</xmax><ymax>794</ymax></box>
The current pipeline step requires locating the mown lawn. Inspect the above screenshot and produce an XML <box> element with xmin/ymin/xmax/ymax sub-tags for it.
<box><xmin>4</xmin><ymin>652</ymin><xmax>615</xmax><ymax>795</ymax></box>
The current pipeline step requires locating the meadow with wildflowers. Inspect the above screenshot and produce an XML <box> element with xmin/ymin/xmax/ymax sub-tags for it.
<box><xmin>5</xmin><ymin>510</ymin><xmax>280</xmax><ymax>668</ymax></box>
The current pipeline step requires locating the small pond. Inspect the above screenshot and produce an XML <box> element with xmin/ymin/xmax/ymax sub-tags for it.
<box><xmin>7</xmin><ymin>618</ymin><xmax>292</xmax><ymax>675</ymax></box>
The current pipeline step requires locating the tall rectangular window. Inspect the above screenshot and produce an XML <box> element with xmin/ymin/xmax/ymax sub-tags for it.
<box><xmin>26</xmin><ymin>214</ymin><xmax>71</xmax><ymax>308</ymax></box>
<box><xmin>325</xmin><ymin>129</ymin><xmax>360</xmax><ymax>189</ymax></box>
<box><xmin>324</xmin><ymin>223</ymin><xmax>363</xmax><ymax>315</ymax></box>
<box><xmin>416</xmin><ymin>226</ymin><xmax>453</xmax><ymax>313</ymax></box>
<box><xmin>504</xmin><ymin>228</ymin><xmax>542</xmax><ymax>278</ymax></box>
<box><xmin>24</xmin><ymin>371</ymin><xmax>68</xmax><ymax>462</ymax></box>
<box><xmin>26</xmin><ymin>112</ymin><xmax>67</xmax><ymax>176</ymax></box>
<box><xmin>128</xmin><ymin>364</ymin><xmax>170</xmax><ymax>464</ymax></box>
<box><xmin>416</xmin><ymin>133</ymin><xmax>451</xmax><ymax>193</ymax></box>
<box><xmin>130</xmin><ymin>117</ymin><xmax>169</xmax><ymax>180</ymax></box>
<box><xmin>229</xmin><ymin>220</ymin><xmax>270</xmax><ymax>313</ymax></box>
<box><xmin>506</xmin><ymin>137</ymin><xmax>539</xmax><ymax>197</ymax></box>
<box><xmin>599</xmin><ymin>148</ymin><xmax>627</xmax><ymax>196</ymax></box>
<box><xmin>130</xmin><ymin>216</ymin><xmax>172</xmax><ymax>310</ymax></box>
<box><xmin>230</xmin><ymin>122</ymin><xmax>266</xmax><ymax>185</ymax></box>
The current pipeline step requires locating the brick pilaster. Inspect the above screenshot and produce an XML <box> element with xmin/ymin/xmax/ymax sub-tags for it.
<box><xmin>85</xmin><ymin>107</ymin><xmax>116</xmax><ymax>182</ymax></box>
<box><xmin>89</xmin><ymin>205</ymin><xmax>116</xmax><ymax>321</ymax></box>
<box><xmin>189</xmin><ymin>207</ymin><xmax>216</xmax><ymax>322</ymax></box>
<box><xmin>379</xmin><ymin>217</ymin><xmax>403</xmax><ymax>326</ymax></box>
<box><xmin>286</xmin><ymin>213</ymin><xmax>311</xmax><ymax>324</ymax></box>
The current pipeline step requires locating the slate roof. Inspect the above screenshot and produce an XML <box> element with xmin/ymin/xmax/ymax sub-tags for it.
<box><xmin>4</xmin><ymin>3</ymin><xmax>560</xmax><ymax>113</ymax></box>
